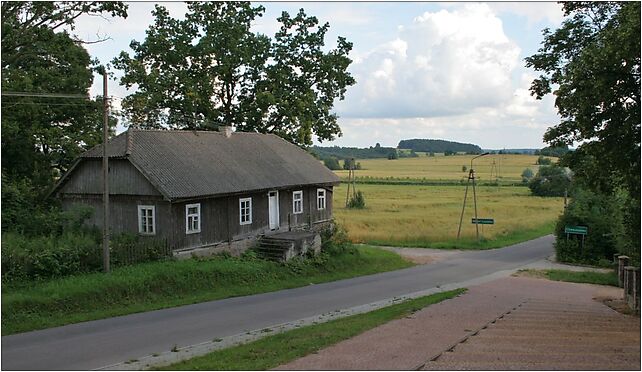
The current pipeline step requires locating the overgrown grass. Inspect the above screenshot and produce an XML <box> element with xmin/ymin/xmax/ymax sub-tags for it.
<box><xmin>517</xmin><ymin>269</ymin><xmax>618</xmax><ymax>286</ymax></box>
<box><xmin>160</xmin><ymin>288</ymin><xmax>466</xmax><ymax>370</ymax></box>
<box><xmin>334</xmin><ymin>184</ymin><xmax>563</xmax><ymax>248</ymax></box>
<box><xmin>2</xmin><ymin>246</ymin><xmax>413</xmax><ymax>335</ymax></box>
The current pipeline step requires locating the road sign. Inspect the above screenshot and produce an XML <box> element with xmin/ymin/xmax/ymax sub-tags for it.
<box><xmin>565</xmin><ymin>226</ymin><xmax>588</xmax><ymax>235</ymax></box>
<box><xmin>472</xmin><ymin>218</ymin><xmax>494</xmax><ymax>225</ymax></box>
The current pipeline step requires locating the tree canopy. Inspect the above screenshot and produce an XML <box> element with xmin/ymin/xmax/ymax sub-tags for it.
<box><xmin>525</xmin><ymin>2</ymin><xmax>640</xmax><ymax>198</ymax></box>
<box><xmin>112</xmin><ymin>2</ymin><xmax>355</xmax><ymax>147</ymax></box>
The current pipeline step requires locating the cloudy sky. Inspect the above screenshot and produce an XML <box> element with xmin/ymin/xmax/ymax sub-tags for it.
<box><xmin>73</xmin><ymin>1</ymin><xmax>565</xmax><ymax>149</ymax></box>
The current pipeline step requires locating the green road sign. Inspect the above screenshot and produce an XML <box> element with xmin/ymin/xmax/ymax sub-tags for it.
<box><xmin>472</xmin><ymin>218</ymin><xmax>494</xmax><ymax>225</ymax></box>
<box><xmin>565</xmin><ymin>226</ymin><xmax>588</xmax><ymax>235</ymax></box>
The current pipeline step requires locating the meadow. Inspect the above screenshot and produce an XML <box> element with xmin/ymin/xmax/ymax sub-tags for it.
<box><xmin>333</xmin><ymin>184</ymin><xmax>564</xmax><ymax>248</ymax></box>
<box><xmin>334</xmin><ymin>154</ymin><xmax>553</xmax><ymax>184</ymax></box>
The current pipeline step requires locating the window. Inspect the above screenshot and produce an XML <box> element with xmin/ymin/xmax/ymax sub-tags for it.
<box><xmin>293</xmin><ymin>191</ymin><xmax>303</xmax><ymax>214</ymax></box>
<box><xmin>317</xmin><ymin>188</ymin><xmax>326</xmax><ymax>210</ymax></box>
<box><xmin>138</xmin><ymin>205</ymin><xmax>155</xmax><ymax>235</ymax></box>
<box><xmin>185</xmin><ymin>203</ymin><xmax>201</xmax><ymax>234</ymax></box>
<box><xmin>239</xmin><ymin>197</ymin><xmax>252</xmax><ymax>225</ymax></box>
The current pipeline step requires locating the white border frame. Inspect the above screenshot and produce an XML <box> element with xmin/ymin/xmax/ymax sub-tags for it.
<box><xmin>292</xmin><ymin>190</ymin><xmax>303</xmax><ymax>214</ymax></box>
<box><xmin>317</xmin><ymin>188</ymin><xmax>326</xmax><ymax>210</ymax></box>
<box><xmin>239</xmin><ymin>197</ymin><xmax>252</xmax><ymax>225</ymax></box>
<box><xmin>185</xmin><ymin>203</ymin><xmax>201</xmax><ymax>234</ymax></box>
<box><xmin>137</xmin><ymin>205</ymin><xmax>156</xmax><ymax>235</ymax></box>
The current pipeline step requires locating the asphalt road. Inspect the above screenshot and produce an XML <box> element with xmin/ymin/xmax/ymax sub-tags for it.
<box><xmin>1</xmin><ymin>235</ymin><xmax>554</xmax><ymax>370</ymax></box>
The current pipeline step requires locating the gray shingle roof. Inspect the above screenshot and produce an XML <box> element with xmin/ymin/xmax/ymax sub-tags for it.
<box><xmin>81</xmin><ymin>129</ymin><xmax>339</xmax><ymax>200</ymax></box>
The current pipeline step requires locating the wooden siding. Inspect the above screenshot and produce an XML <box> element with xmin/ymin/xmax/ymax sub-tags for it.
<box><xmin>58</xmin><ymin>159</ymin><xmax>161</xmax><ymax>196</ymax></box>
<box><xmin>61</xmin><ymin>195</ymin><xmax>171</xmax><ymax>239</ymax></box>
<box><xmin>61</xmin><ymin>185</ymin><xmax>334</xmax><ymax>251</ymax></box>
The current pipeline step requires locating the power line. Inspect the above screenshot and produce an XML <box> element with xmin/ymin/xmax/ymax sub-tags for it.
<box><xmin>1</xmin><ymin>91</ymin><xmax>90</xmax><ymax>99</ymax></box>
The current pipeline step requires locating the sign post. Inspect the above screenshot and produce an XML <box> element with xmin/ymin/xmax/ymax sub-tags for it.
<box><xmin>564</xmin><ymin>225</ymin><xmax>588</xmax><ymax>255</ymax></box>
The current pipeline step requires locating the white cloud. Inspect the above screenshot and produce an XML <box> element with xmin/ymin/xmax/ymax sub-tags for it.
<box><xmin>338</xmin><ymin>3</ymin><xmax>521</xmax><ymax>119</ymax></box>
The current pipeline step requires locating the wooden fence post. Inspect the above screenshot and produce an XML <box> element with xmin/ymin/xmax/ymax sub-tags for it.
<box><xmin>618</xmin><ymin>255</ymin><xmax>630</xmax><ymax>287</ymax></box>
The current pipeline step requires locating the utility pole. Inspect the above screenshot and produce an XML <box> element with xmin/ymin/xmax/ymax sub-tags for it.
<box><xmin>457</xmin><ymin>152</ymin><xmax>490</xmax><ymax>242</ymax></box>
<box><xmin>102</xmin><ymin>70</ymin><xmax>110</xmax><ymax>273</ymax></box>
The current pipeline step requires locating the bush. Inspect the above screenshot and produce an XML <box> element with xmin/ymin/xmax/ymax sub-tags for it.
<box><xmin>110</xmin><ymin>233</ymin><xmax>172</xmax><ymax>267</ymax></box>
<box><xmin>320</xmin><ymin>221</ymin><xmax>354</xmax><ymax>256</ymax></box>
<box><xmin>387</xmin><ymin>151</ymin><xmax>398</xmax><ymax>160</ymax></box>
<box><xmin>323</xmin><ymin>157</ymin><xmax>341</xmax><ymax>170</ymax></box>
<box><xmin>521</xmin><ymin>168</ymin><xmax>534</xmax><ymax>184</ymax></box>
<box><xmin>536</xmin><ymin>156</ymin><xmax>552</xmax><ymax>165</ymax></box>
<box><xmin>346</xmin><ymin>191</ymin><xmax>366</xmax><ymax>209</ymax></box>
<box><xmin>528</xmin><ymin>165</ymin><xmax>571</xmax><ymax>196</ymax></box>
<box><xmin>1</xmin><ymin>231</ymin><xmax>102</xmax><ymax>282</ymax></box>
<box><xmin>554</xmin><ymin>188</ymin><xmax>619</xmax><ymax>265</ymax></box>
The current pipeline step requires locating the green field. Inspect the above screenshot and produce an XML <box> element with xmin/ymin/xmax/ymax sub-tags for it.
<box><xmin>335</xmin><ymin>154</ymin><xmax>553</xmax><ymax>184</ymax></box>
<box><xmin>334</xmin><ymin>184</ymin><xmax>564</xmax><ymax>248</ymax></box>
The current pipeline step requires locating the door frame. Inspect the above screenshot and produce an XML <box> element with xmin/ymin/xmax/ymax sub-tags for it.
<box><xmin>268</xmin><ymin>190</ymin><xmax>280</xmax><ymax>230</ymax></box>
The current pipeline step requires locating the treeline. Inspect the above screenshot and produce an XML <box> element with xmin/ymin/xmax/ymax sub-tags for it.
<box><xmin>311</xmin><ymin>143</ymin><xmax>397</xmax><ymax>160</ymax></box>
<box><xmin>398</xmin><ymin>139</ymin><xmax>482</xmax><ymax>154</ymax></box>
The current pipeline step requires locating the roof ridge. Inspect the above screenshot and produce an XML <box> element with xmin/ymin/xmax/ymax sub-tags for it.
<box><xmin>125</xmin><ymin>127</ymin><xmax>134</xmax><ymax>156</ymax></box>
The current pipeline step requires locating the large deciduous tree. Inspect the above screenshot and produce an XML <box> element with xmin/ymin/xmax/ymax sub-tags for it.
<box><xmin>1</xmin><ymin>2</ymin><xmax>127</xmax><ymax>231</ymax></box>
<box><xmin>526</xmin><ymin>2</ymin><xmax>640</xmax><ymax>258</ymax></box>
<box><xmin>112</xmin><ymin>2</ymin><xmax>355</xmax><ymax>147</ymax></box>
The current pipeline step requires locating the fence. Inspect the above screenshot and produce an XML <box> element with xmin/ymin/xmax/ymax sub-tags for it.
<box><xmin>110</xmin><ymin>236</ymin><xmax>173</xmax><ymax>267</ymax></box>
<box><xmin>616</xmin><ymin>255</ymin><xmax>640</xmax><ymax>314</ymax></box>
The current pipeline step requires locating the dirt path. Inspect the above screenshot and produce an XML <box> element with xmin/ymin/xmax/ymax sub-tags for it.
<box><xmin>276</xmin><ymin>277</ymin><xmax>639</xmax><ymax>370</ymax></box>
<box><xmin>376</xmin><ymin>246</ymin><xmax>461</xmax><ymax>265</ymax></box>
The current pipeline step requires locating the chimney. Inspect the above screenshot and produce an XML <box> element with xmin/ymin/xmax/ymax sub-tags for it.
<box><xmin>219</xmin><ymin>126</ymin><xmax>233</xmax><ymax>138</ymax></box>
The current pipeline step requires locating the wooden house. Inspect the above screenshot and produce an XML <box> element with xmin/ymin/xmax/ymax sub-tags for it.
<box><xmin>52</xmin><ymin>127</ymin><xmax>339</xmax><ymax>257</ymax></box>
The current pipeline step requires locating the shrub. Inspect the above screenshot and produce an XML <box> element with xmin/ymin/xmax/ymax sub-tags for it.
<box><xmin>536</xmin><ymin>155</ymin><xmax>552</xmax><ymax>165</ymax></box>
<box><xmin>323</xmin><ymin>158</ymin><xmax>341</xmax><ymax>170</ymax></box>
<box><xmin>521</xmin><ymin>168</ymin><xmax>534</xmax><ymax>184</ymax></box>
<box><xmin>462</xmin><ymin>165</ymin><xmax>467</xmax><ymax>173</ymax></box>
<box><xmin>387</xmin><ymin>151</ymin><xmax>398</xmax><ymax>160</ymax></box>
<box><xmin>320</xmin><ymin>221</ymin><xmax>354</xmax><ymax>256</ymax></box>
<box><xmin>346</xmin><ymin>191</ymin><xmax>366</xmax><ymax>209</ymax></box>
<box><xmin>1</xmin><ymin>231</ymin><xmax>102</xmax><ymax>282</ymax></box>
<box><xmin>110</xmin><ymin>233</ymin><xmax>172</xmax><ymax>267</ymax></box>
<box><xmin>528</xmin><ymin>165</ymin><xmax>571</xmax><ymax>196</ymax></box>
<box><xmin>554</xmin><ymin>188</ymin><xmax>619</xmax><ymax>265</ymax></box>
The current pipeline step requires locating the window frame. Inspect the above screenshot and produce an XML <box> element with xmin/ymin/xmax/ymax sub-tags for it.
<box><xmin>317</xmin><ymin>188</ymin><xmax>326</xmax><ymax>210</ymax></box>
<box><xmin>185</xmin><ymin>203</ymin><xmax>201</xmax><ymax>234</ymax></box>
<box><xmin>292</xmin><ymin>190</ymin><xmax>303</xmax><ymax>214</ymax></box>
<box><xmin>137</xmin><ymin>205</ymin><xmax>156</xmax><ymax>235</ymax></box>
<box><xmin>239</xmin><ymin>197</ymin><xmax>253</xmax><ymax>225</ymax></box>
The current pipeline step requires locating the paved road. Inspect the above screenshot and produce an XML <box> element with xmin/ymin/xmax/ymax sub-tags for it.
<box><xmin>1</xmin><ymin>235</ymin><xmax>554</xmax><ymax>370</ymax></box>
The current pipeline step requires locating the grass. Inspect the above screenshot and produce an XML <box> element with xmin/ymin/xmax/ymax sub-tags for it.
<box><xmin>1</xmin><ymin>246</ymin><xmax>413</xmax><ymax>335</ymax></box>
<box><xmin>519</xmin><ymin>269</ymin><xmax>618</xmax><ymax>286</ymax></box>
<box><xmin>334</xmin><ymin>184</ymin><xmax>564</xmax><ymax>248</ymax></box>
<box><xmin>335</xmin><ymin>154</ymin><xmax>555</xmax><ymax>184</ymax></box>
<box><xmin>159</xmin><ymin>288</ymin><xmax>466</xmax><ymax>370</ymax></box>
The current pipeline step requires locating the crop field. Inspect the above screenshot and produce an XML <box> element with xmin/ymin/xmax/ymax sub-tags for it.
<box><xmin>334</xmin><ymin>154</ymin><xmax>554</xmax><ymax>184</ymax></box>
<box><xmin>333</xmin><ymin>184</ymin><xmax>564</xmax><ymax>249</ymax></box>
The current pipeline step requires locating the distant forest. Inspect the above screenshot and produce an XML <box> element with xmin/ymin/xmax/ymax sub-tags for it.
<box><xmin>398</xmin><ymin>139</ymin><xmax>482</xmax><ymax>154</ymax></box>
<box><xmin>311</xmin><ymin>143</ymin><xmax>397</xmax><ymax>160</ymax></box>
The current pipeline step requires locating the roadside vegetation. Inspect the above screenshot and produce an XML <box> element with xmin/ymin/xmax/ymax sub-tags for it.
<box><xmin>333</xmin><ymin>184</ymin><xmax>564</xmax><ymax>248</ymax></box>
<box><xmin>2</xmin><ymin>233</ymin><xmax>413</xmax><ymax>335</ymax></box>
<box><xmin>517</xmin><ymin>269</ymin><xmax>618</xmax><ymax>287</ymax></box>
<box><xmin>160</xmin><ymin>288</ymin><xmax>466</xmax><ymax>370</ymax></box>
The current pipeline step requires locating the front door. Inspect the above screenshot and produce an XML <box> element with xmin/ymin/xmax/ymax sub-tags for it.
<box><xmin>268</xmin><ymin>191</ymin><xmax>279</xmax><ymax>230</ymax></box>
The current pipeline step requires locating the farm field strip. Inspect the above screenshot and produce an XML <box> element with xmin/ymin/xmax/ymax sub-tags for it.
<box><xmin>334</xmin><ymin>154</ymin><xmax>553</xmax><ymax>183</ymax></box>
<box><xmin>333</xmin><ymin>184</ymin><xmax>564</xmax><ymax>248</ymax></box>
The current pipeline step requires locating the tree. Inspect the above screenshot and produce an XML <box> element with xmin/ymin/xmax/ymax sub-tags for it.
<box><xmin>536</xmin><ymin>156</ymin><xmax>552</xmax><ymax>165</ymax></box>
<box><xmin>323</xmin><ymin>157</ymin><xmax>341</xmax><ymax>171</ymax></box>
<box><xmin>528</xmin><ymin>165</ymin><xmax>571</xmax><ymax>197</ymax></box>
<box><xmin>113</xmin><ymin>3</ymin><xmax>355</xmax><ymax>147</ymax></box>
<box><xmin>526</xmin><ymin>2</ymin><xmax>640</xmax><ymax>257</ymax></box>
<box><xmin>387</xmin><ymin>151</ymin><xmax>398</xmax><ymax>160</ymax></box>
<box><xmin>1</xmin><ymin>2</ymin><xmax>127</xmax><ymax>230</ymax></box>
<box><xmin>521</xmin><ymin>168</ymin><xmax>534</xmax><ymax>184</ymax></box>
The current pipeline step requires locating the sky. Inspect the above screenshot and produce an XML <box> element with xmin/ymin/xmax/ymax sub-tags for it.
<box><xmin>72</xmin><ymin>1</ymin><xmax>565</xmax><ymax>149</ymax></box>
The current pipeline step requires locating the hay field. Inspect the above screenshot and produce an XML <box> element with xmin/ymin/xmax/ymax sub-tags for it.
<box><xmin>334</xmin><ymin>154</ymin><xmax>554</xmax><ymax>183</ymax></box>
<box><xmin>333</xmin><ymin>184</ymin><xmax>564</xmax><ymax>248</ymax></box>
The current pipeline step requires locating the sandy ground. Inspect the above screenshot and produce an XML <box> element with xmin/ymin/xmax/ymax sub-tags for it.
<box><xmin>275</xmin><ymin>276</ymin><xmax>639</xmax><ymax>370</ymax></box>
<box><xmin>376</xmin><ymin>246</ymin><xmax>461</xmax><ymax>264</ymax></box>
